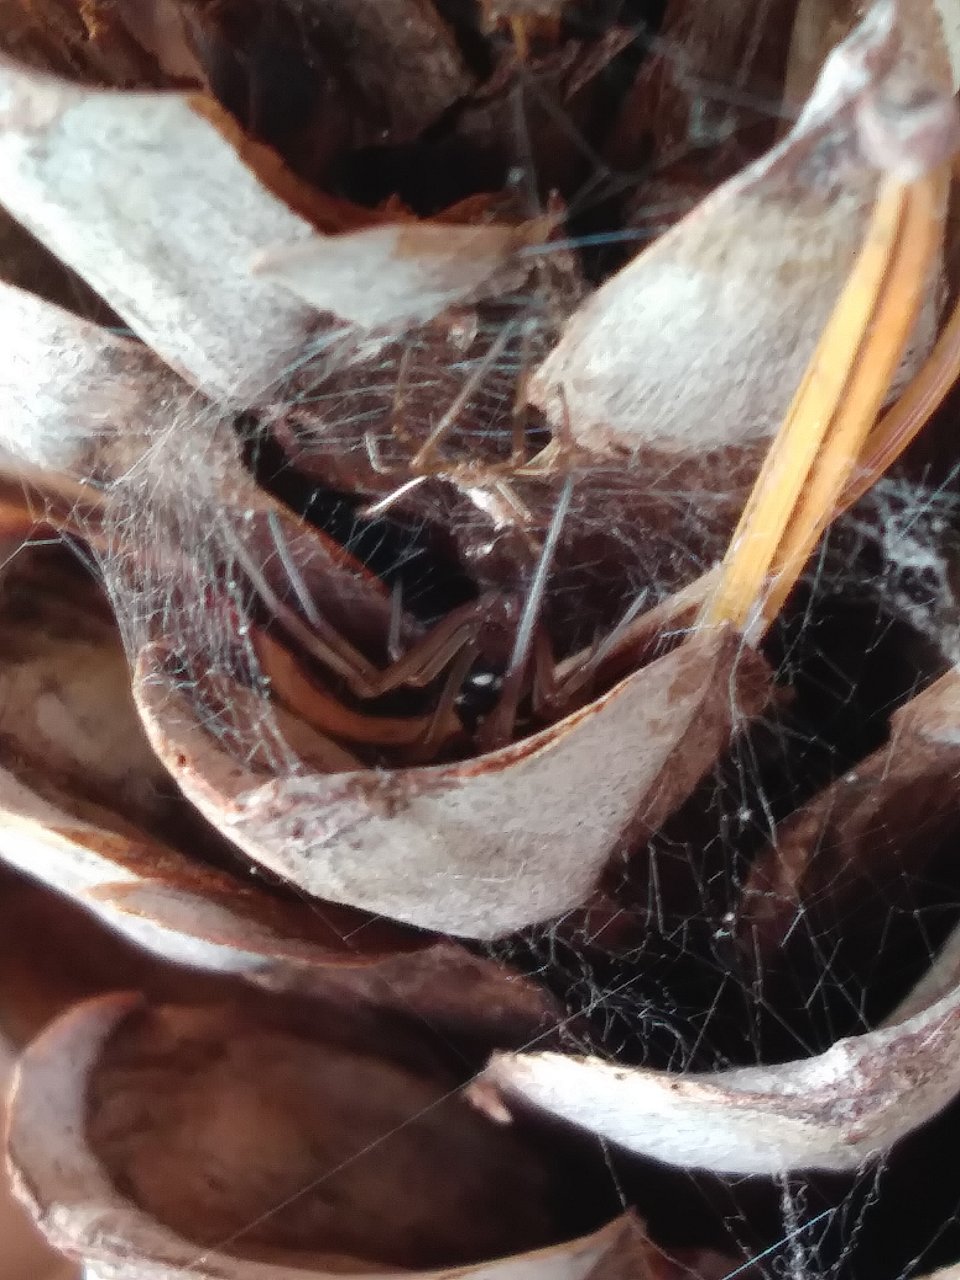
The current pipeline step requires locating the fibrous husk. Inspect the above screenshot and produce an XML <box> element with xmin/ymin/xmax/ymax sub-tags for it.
<box><xmin>5</xmin><ymin>993</ymin><xmax>635</xmax><ymax>1279</ymax></box>
<box><xmin>0</xmin><ymin>845</ymin><xmax>558</xmax><ymax>1067</ymax></box>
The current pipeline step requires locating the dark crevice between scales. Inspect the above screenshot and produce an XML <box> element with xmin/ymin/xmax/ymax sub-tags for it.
<box><xmin>239</xmin><ymin>420</ymin><xmax>480</xmax><ymax>624</ymax></box>
<box><xmin>483</xmin><ymin>417</ymin><xmax>960</xmax><ymax>1086</ymax></box>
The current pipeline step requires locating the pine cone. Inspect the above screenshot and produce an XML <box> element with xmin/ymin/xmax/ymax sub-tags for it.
<box><xmin>2</xmin><ymin>2</ymin><xmax>960</xmax><ymax>1278</ymax></box>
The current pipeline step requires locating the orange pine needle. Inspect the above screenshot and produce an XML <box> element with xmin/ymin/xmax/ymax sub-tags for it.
<box><xmin>700</xmin><ymin>160</ymin><xmax>950</xmax><ymax>639</ymax></box>
<box><xmin>759</xmin><ymin>167</ymin><xmax>947</xmax><ymax>626</ymax></box>
<box><xmin>510</xmin><ymin>16</ymin><xmax>530</xmax><ymax>59</ymax></box>
<box><xmin>839</xmin><ymin>265</ymin><xmax>960</xmax><ymax>515</ymax></box>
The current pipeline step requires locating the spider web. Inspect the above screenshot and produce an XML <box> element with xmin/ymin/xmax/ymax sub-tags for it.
<box><xmin>82</xmin><ymin>319</ymin><xmax>960</xmax><ymax>1280</ymax></box>
<box><xmin>91</xmin><ymin>138</ymin><xmax>960</xmax><ymax>1280</ymax></box>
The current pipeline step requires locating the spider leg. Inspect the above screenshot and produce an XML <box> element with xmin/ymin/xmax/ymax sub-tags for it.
<box><xmin>224</xmin><ymin>519</ymin><xmax>387</xmax><ymax>696</ymax></box>
<box><xmin>253</xmin><ymin>627</ymin><xmax>463</xmax><ymax>750</ymax></box>
<box><xmin>477</xmin><ymin>474</ymin><xmax>573</xmax><ymax>751</ymax></box>
<box><xmin>535</xmin><ymin>569</ymin><xmax>715</xmax><ymax>721</ymax></box>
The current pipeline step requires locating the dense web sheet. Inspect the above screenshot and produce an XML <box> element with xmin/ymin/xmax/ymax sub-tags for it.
<box><xmin>3</xmin><ymin>3</ymin><xmax>960</xmax><ymax>1279</ymax></box>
